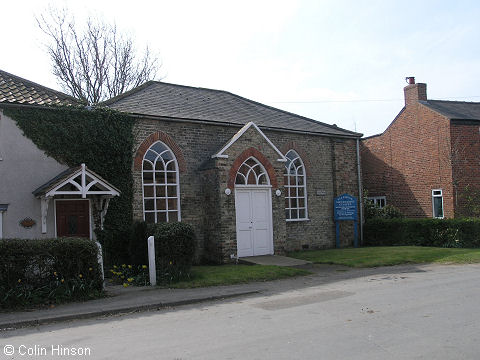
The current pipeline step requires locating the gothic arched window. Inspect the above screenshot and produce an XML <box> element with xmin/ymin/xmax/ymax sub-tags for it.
<box><xmin>284</xmin><ymin>150</ymin><xmax>307</xmax><ymax>220</ymax></box>
<box><xmin>142</xmin><ymin>141</ymin><xmax>180</xmax><ymax>223</ymax></box>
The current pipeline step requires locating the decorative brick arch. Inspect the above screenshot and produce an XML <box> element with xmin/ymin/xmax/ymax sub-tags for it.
<box><xmin>280</xmin><ymin>141</ymin><xmax>312</xmax><ymax>177</ymax></box>
<box><xmin>227</xmin><ymin>147</ymin><xmax>278</xmax><ymax>189</ymax></box>
<box><xmin>134</xmin><ymin>131</ymin><xmax>186</xmax><ymax>172</ymax></box>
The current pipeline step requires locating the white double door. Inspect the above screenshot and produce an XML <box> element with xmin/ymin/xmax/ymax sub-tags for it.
<box><xmin>235</xmin><ymin>187</ymin><xmax>273</xmax><ymax>257</ymax></box>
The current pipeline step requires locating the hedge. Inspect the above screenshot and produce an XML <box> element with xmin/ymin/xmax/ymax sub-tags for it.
<box><xmin>364</xmin><ymin>218</ymin><xmax>480</xmax><ymax>248</ymax></box>
<box><xmin>126</xmin><ymin>221</ymin><xmax>196</xmax><ymax>284</ymax></box>
<box><xmin>0</xmin><ymin>238</ymin><xmax>103</xmax><ymax>308</ymax></box>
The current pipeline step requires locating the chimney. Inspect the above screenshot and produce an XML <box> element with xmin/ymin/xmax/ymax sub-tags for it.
<box><xmin>404</xmin><ymin>77</ymin><xmax>427</xmax><ymax>106</ymax></box>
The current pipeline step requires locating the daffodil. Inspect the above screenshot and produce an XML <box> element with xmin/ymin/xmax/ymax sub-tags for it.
<box><xmin>128</xmin><ymin>265</ymin><xmax>132</xmax><ymax>269</ymax></box>
<box><xmin>142</xmin><ymin>265</ymin><xmax>147</xmax><ymax>269</ymax></box>
<box><xmin>17</xmin><ymin>279</ymin><xmax>21</xmax><ymax>283</ymax></box>
<box><xmin>79</xmin><ymin>274</ymin><xmax>83</xmax><ymax>278</ymax></box>
<box><xmin>53</xmin><ymin>271</ymin><xmax>57</xmax><ymax>276</ymax></box>
<box><xmin>127</xmin><ymin>278</ymin><xmax>134</xmax><ymax>283</ymax></box>
<box><xmin>122</xmin><ymin>264</ymin><xmax>126</xmax><ymax>268</ymax></box>
<box><xmin>123</xmin><ymin>283</ymin><xmax>128</xmax><ymax>288</ymax></box>
<box><xmin>61</xmin><ymin>279</ymin><xmax>65</xmax><ymax>283</ymax></box>
<box><xmin>89</xmin><ymin>267</ymin><xmax>93</xmax><ymax>271</ymax></box>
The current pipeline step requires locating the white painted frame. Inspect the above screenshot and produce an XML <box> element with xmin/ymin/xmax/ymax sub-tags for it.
<box><xmin>284</xmin><ymin>150</ymin><xmax>309</xmax><ymax>222</ymax></box>
<box><xmin>367</xmin><ymin>196</ymin><xmax>387</xmax><ymax>208</ymax></box>
<box><xmin>45</xmin><ymin>164</ymin><xmax>120</xmax><ymax>198</ymax></box>
<box><xmin>212</xmin><ymin>122</ymin><xmax>287</xmax><ymax>163</ymax></box>
<box><xmin>234</xmin><ymin>187</ymin><xmax>274</xmax><ymax>257</ymax></box>
<box><xmin>54</xmin><ymin>198</ymin><xmax>93</xmax><ymax>239</ymax></box>
<box><xmin>235</xmin><ymin>156</ymin><xmax>271</xmax><ymax>186</ymax></box>
<box><xmin>432</xmin><ymin>189</ymin><xmax>444</xmax><ymax>219</ymax></box>
<box><xmin>141</xmin><ymin>140</ymin><xmax>182</xmax><ymax>223</ymax></box>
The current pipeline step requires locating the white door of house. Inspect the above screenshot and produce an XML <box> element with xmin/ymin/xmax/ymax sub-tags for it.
<box><xmin>235</xmin><ymin>188</ymin><xmax>273</xmax><ymax>257</ymax></box>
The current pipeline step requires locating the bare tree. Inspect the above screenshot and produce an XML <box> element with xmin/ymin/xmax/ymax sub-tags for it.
<box><xmin>37</xmin><ymin>8</ymin><xmax>160</xmax><ymax>104</ymax></box>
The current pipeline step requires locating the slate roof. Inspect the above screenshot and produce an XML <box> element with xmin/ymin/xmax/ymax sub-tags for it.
<box><xmin>420</xmin><ymin>100</ymin><xmax>480</xmax><ymax>120</ymax></box>
<box><xmin>0</xmin><ymin>69</ymin><xmax>80</xmax><ymax>106</ymax></box>
<box><xmin>104</xmin><ymin>81</ymin><xmax>361</xmax><ymax>138</ymax></box>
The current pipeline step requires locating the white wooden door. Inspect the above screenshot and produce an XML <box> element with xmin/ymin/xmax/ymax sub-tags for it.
<box><xmin>235</xmin><ymin>188</ymin><xmax>273</xmax><ymax>257</ymax></box>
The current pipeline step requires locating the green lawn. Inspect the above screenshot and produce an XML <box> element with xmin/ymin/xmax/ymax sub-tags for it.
<box><xmin>288</xmin><ymin>246</ymin><xmax>480</xmax><ymax>268</ymax></box>
<box><xmin>169</xmin><ymin>264</ymin><xmax>311</xmax><ymax>289</ymax></box>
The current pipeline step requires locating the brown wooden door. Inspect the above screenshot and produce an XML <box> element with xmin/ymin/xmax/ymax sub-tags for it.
<box><xmin>56</xmin><ymin>200</ymin><xmax>90</xmax><ymax>238</ymax></box>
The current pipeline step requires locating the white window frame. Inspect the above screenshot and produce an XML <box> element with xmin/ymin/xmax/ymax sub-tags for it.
<box><xmin>142</xmin><ymin>140</ymin><xmax>181</xmax><ymax>223</ymax></box>
<box><xmin>432</xmin><ymin>189</ymin><xmax>444</xmax><ymax>219</ymax></box>
<box><xmin>284</xmin><ymin>150</ymin><xmax>308</xmax><ymax>222</ymax></box>
<box><xmin>0</xmin><ymin>204</ymin><xmax>7</xmax><ymax>239</ymax></box>
<box><xmin>367</xmin><ymin>196</ymin><xmax>386</xmax><ymax>208</ymax></box>
<box><xmin>234</xmin><ymin>157</ymin><xmax>270</xmax><ymax>186</ymax></box>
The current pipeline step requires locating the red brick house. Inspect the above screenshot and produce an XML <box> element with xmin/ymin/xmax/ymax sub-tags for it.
<box><xmin>361</xmin><ymin>78</ymin><xmax>480</xmax><ymax>219</ymax></box>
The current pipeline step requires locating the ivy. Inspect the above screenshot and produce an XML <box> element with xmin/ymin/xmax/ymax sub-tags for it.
<box><xmin>3</xmin><ymin>105</ymin><xmax>135</xmax><ymax>264</ymax></box>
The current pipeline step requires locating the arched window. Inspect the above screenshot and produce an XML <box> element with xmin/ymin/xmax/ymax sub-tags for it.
<box><xmin>235</xmin><ymin>157</ymin><xmax>270</xmax><ymax>185</ymax></box>
<box><xmin>142</xmin><ymin>141</ymin><xmax>180</xmax><ymax>223</ymax></box>
<box><xmin>284</xmin><ymin>150</ymin><xmax>307</xmax><ymax>220</ymax></box>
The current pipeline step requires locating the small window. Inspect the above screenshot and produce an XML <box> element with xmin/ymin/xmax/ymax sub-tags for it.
<box><xmin>432</xmin><ymin>189</ymin><xmax>444</xmax><ymax>219</ymax></box>
<box><xmin>367</xmin><ymin>196</ymin><xmax>386</xmax><ymax>209</ymax></box>
<box><xmin>0</xmin><ymin>204</ymin><xmax>7</xmax><ymax>239</ymax></box>
<box><xmin>235</xmin><ymin>157</ymin><xmax>269</xmax><ymax>186</ymax></box>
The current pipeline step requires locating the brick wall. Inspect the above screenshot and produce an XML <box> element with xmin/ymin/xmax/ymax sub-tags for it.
<box><xmin>450</xmin><ymin>122</ymin><xmax>480</xmax><ymax>216</ymax></box>
<box><xmin>361</xmin><ymin>101</ymin><xmax>454</xmax><ymax>218</ymax></box>
<box><xmin>133</xmin><ymin>118</ymin><xmax>360</xmax><ymax>261</ymax></box>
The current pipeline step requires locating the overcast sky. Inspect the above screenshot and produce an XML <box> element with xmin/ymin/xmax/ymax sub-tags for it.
<box><xmin>2</xmin><ymin>0</ymin><xmax>479</xmax><ymax>136</ymax></box>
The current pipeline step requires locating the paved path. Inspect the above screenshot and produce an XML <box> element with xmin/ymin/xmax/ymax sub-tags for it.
<box><xmin>2</xmin><ymin>263</ymin><xmax>480</xmax><ymax>359</ymax></box>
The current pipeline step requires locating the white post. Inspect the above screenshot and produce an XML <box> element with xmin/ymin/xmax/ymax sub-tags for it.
<box><xmin>96</xmin><ymin>241</ymin><xmax>105</xmax><ymax>289</ymax></box>
<box><xmin>147</xmin><ymin>236</ymin><xmax>156</xmax><ymax>286</ymax></box>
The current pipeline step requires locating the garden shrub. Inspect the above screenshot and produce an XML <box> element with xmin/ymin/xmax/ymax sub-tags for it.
<box><xmin>0</xmin><ymin>238</ymin><xmax>103</xmax><ymax>308</ymax></box>
<box><xmin>151</xmin><ymin>222</ymin><xmax>196</xmax><ymax>284</ymax></box>
<box><xmin>364</xmin><ymin>218</ymin><xmax>480</xmax><ymax>248</ymax></box>
<box><xmin>127</xmin><ymin>221</ymin><xmax>152</xmax><ymax>266</ymax></box>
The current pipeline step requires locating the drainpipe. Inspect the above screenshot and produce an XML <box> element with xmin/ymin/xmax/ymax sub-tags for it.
<box><xmin>356</xmin><ymin>139</ymin><xmax>364</xmax><ymax>245</ymax></box>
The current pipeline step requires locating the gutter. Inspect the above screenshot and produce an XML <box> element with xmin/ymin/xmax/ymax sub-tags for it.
<box><xmin>356</xmin><ymin>139</ymin><xmax>364</xmax><ymax>245</ymax></box>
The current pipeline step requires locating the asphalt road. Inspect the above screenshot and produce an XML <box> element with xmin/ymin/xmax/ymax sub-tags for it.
<box><xmin>2</xmin><ymin>263</ymin><xmax>480</xmax><ymax>359</ymax></box>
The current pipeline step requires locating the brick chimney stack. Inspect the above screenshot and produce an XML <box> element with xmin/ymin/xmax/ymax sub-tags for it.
<box><xmin>404</xmin><ymin>77</ymin><xmax>427</xmax><ymax>106</ymax></box>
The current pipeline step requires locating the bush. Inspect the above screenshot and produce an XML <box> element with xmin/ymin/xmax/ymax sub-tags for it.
<box><xmin>0</xmin><ymin>238</ymin><xmax>103</xmax><ymax>308</ymax></box>
<box><xmin>127</xmin><ymin>221</ymin><xmax>151</xmax><ymax>266</ymax></box>
<box><xmin>151</xmin><ymin>222</ymin><xmax>196</xmax><ymax>284</ymax></box>
<box><xmin>364</xmin><ymin>218</ymin><xmax>480</xmax><ymax>248</ymax></box>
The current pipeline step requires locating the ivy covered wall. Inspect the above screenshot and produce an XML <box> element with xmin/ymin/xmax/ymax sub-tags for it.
<box><xmin>3</xmin><ymin>105</ymin><xmax>135</xmax><ymax>263</ymax></box>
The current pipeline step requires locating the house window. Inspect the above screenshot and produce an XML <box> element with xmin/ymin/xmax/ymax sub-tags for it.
<box><xmin>432</xmin><ymin>189</ymin><xmax>444</xmax><ymax>219</ymax></box>
<box><xmin>0</xmin><ymin>204</ymin><xmax>7</xmax><ymax>239</ymax></box>
<box><xmin>235</xmin><ymin>157</ymin><xmax>269</xmax><ymax>185</ymax></box>
<box><xmin>367</xmin><ymin>196</ymin><xmax>386</xmax><ymax>208</ymax></box>
<box><xmin>142</xmin><ymin>141</ymin><xmax>180</xmax><ymax>223</ymax></box>
<box><xmin>284</xmin><ymin>150</ymin><xmax>308</xmax><ymax>221</ymax></box>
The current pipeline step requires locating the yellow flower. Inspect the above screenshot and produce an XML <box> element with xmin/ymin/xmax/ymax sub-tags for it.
<box><xmin>17</xmin><ymin>279</ymin><xmax>21</xmax><ymax>283</ymax></box>
<box><xmin>53</xmin><ymin>271</ymin><xmax>57</xmax><ymax>276</ymax></box>
<box><xmin>122</xmin><ymin>264</ymin><xmax>126</xmax><ymax>268</ymax></box>
<box><xmin>123</xmin><ymin>283</ymin><xmax>129</xmax><ymax>288</ymax></box>
<box><xmin>128</xmin><ymin>265</ymin><xmax>132</xmax><ymax>269</ymax></box>
<box><xmin>113</xmin><ymin>265</ymin><xmax>118</xmax><ymax>269</ymax></box>
<box><xmin>142</xmin><ymin>265</ymin><xmax>147</xmax><ymax>269</ymax></box>
<box><xmin>121</xmin><ymin>276</ymin><xmax>125</xmax><ymax>279</ymax></box>
<box><xmin>169</xmin><ymin>261</ymin><xmax>173</xmax><ymax>265</ymax></box>
<box><xmin>61</xmin><ymin>279</ymin><xmax>65</xmax><ymax>283</ymax></box>
<box><xmin>89</xmin><ymin>267</ymin><xmax>93</xmax><ymax>271</ymax></box>
<box><xmin>79</xmin><ymin>274</ymin><xmax>83</xmax><ymax>278</ymax></box>
<box><xmin>127</xmin><ymin>278</ymin><xmax>134</xmax><ymax>283</ymax></box>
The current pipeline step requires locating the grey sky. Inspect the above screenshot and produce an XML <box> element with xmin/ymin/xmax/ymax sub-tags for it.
<box><xmin>2</xmin><ymin>0</ymin><xmax>479</xmax><ymax>136</ymax></box>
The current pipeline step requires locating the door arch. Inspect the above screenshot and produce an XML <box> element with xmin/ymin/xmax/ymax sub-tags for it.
<box><xmin>234</xmin><ymin>157</ymin><xmax>274</xmax><ymax>257</ymax></box>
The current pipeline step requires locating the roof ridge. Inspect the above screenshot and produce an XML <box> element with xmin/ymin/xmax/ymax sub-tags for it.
<box><xmin>0</xmin><ymin>69</ymin><xmax>80</xmax><ymax>104</ymax></box>
<box><xmin>424</xmin><ymin>99</ymin><xmax>480</xmax><ymax>105</ymax></box>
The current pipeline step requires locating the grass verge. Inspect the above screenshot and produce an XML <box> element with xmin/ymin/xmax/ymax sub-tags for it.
<box><xmin>288</xmin><ymin>246</ymin><xmax>480</xmax><ymax>268</ymax></box>
<box><xmin>169</xmin><ymin>264</ymin><xmax>311</xmax><ymax>289</ymax></box>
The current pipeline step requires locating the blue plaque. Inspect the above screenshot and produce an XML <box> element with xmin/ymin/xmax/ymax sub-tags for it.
<box><xmin>334</xmin><ymin>194</ymin><xmax>359</xmax><ymax>248</ymax></box>
<box><xmin>334</xmin><ymin>194</ymin><xmax>358</xmax><ymax>221</ymax></box>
